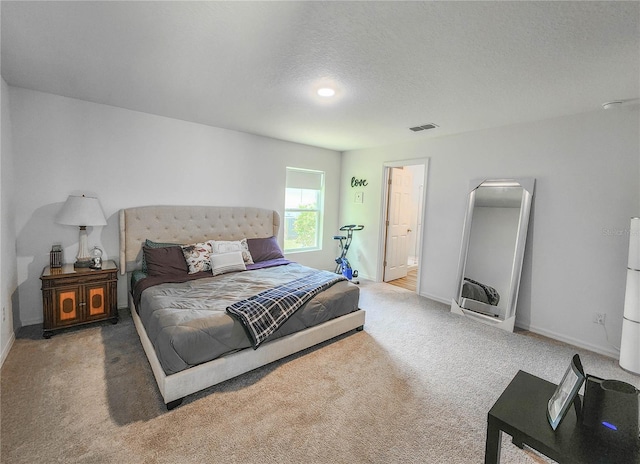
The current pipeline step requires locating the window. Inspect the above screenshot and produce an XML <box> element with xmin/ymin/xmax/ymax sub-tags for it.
<box><xmin>284</xmin><ymin>168</ymin><xmax>324</xmax><ymax>252</ymax></box>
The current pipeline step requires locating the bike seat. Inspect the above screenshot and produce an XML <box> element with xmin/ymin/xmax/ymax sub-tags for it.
<box><xmin>333</xmin><ymin>235</ymin><xmax>346</xmax><ymax>240</ymax></box>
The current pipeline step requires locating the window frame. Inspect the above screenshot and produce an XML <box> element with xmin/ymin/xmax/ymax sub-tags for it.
<box><xmin>284</xmin><ymin>167</ymin><xmax>325</xmax><ymax>253</ymax></box>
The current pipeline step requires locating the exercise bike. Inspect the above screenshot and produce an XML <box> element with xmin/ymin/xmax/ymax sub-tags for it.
<box><xmin>334</xmin><ymin>224</ymin><xmax>364</xmax><ymax>283</ymax></box>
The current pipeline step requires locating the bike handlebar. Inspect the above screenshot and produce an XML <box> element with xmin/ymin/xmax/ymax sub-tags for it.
<box><xmin>339</xmin><ymin>224</ymin><xmax>364</xmax><ymax>231</ymax></box>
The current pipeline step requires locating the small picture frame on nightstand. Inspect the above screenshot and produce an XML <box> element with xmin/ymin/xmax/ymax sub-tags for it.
<box><xmin>547</xmin><ymin>354</ymin><xmax>585</xmax><ymax>430</ymax></box>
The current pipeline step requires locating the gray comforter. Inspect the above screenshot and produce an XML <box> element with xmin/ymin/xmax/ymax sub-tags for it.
<box><xmin>138</xmin><ymin>263</ymin><xmax>360</xmax><ymax>375</ymax></box>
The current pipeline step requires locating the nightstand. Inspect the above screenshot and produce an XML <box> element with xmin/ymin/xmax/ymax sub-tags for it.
<box><xmin>40</xmin><ymin>260</ymin><xmax>118</xmax><ymax>338</ymax></box>
<box><xmin>485</xmin><ymin>370</ymin><xmax>639</xmax><ymax>463</ymax></box>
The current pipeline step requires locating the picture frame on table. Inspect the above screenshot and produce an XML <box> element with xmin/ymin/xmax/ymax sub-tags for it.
<box><xmin>547</xmin><ymin>354</ymin><xmax>586</xmax><ymax>430</ymax></box>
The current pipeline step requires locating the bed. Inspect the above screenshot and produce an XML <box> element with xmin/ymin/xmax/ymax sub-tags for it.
<box><xmin>119</xmin><ymin>205</ymin><xmax>365</xmax><ymax>409</ymax></box>
<box><xmin>461</xmin><ymin>277</ymin><xmax>500</xmax><ymax>306</ymax></box>
<box><xmin>460</xmin><ymin>277</ymin><xmax>501</xmax><ymax>318</ymax></box>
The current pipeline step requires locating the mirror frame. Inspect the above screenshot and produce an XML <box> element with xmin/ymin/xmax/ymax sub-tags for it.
<box><xmin>451</xmin><ymin>177</ymin><xmax>535</xmax><ymax>331</ymax></box>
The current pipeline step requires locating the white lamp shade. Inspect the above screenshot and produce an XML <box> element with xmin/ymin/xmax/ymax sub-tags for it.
<box><xmin>56</xmin><ymin>195</ymin><xmax>107</xmax><ymax>227</ymax></box>
<box><xmin>628</xmin><ymin>217</ymin><xmax>640</xmax><ymax>270</ymax></box>
<box><xmin>619</xmin><ymin>318</ymin><xmax>640</xmax><ymax>374</ymax></box>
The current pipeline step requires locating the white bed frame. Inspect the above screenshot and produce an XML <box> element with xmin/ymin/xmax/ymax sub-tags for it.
<box><xmin>119</xmin><ymin>205</ymin><xmax>365</xmax><ymax>408</ymax></box>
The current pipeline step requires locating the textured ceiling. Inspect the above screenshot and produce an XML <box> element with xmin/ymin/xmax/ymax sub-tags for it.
<box><xmin>2</xmin><ymin>1</ymin><xmax>639</xmax><ymax>152</ymax></box>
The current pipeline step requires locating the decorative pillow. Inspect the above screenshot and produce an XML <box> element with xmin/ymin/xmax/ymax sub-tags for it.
<box><xmin>209</xmin><ymin>238</ymin><xmax>254</xmax><ymax>265</ymax></box>
<box><xmin>181</xmin><ymin>241</ymin><xmax>214</xmax><ymax>274</ymax></box>
<box><xmin>141</xmin><ymin>239</ymin><xmax>182</xmax><ymax>273</ymax></box>
<box><xmin>210</xmin><ymin>251</ymin><xmax>246</xmax><ymax>276</ymax></box>
<box><xmin>246</xmin><ymin>236</ymin><xmax>284</xmax><ymax>262</ymax></box>
<box><xmin>143</xmin><ymin>246</ymin><xmax>189</xmax><ymax>277</ymax></box>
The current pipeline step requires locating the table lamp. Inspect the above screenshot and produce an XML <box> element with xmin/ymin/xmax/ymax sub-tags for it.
<box><xmin>620</xmin><ymin>217</ymin><xmax>640</xmax><ymax>374</ymax></box>
<box><xmin>56</xmin><ymin>195</ymin><xmax>107</xmax><ymax>268</ymax></box>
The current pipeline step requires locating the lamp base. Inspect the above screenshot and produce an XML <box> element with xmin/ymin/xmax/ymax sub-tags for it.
<box><xmin>74</xmin><ymin>258</ymin><xmax>93</xmax><ymax>269</ymax></box>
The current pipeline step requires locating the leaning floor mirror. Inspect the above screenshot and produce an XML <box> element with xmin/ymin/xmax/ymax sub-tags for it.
<box><xmin>451</xmin><ymin>178</ymin><xmax>535</xmax><ymax>332</ymax></box>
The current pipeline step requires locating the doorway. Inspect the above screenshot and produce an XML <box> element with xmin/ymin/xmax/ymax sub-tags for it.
<box><xmin>381</xmin><ymin>160</ymin><xmax>428</xmax><ymax>293</ymax></box>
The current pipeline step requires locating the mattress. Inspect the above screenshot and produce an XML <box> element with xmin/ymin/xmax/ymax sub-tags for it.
<box><xmin>136</xmin><ymin>262</ymin><xmax>360</xmax><ymax>375</ymax></box>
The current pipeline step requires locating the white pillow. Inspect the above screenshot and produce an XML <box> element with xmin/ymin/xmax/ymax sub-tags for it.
<box><xmin>209</xmin><ymin>238</ymin><xmax>254</xmax><ymax>265</ymax></box>
<box><xmin>210</xmin><ymin>251</ymin><xmax>246</xmax><ymax>276</ymax></box>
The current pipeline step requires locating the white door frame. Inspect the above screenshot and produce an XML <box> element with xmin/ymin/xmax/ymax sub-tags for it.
<box><xmin>378</xmin><ymin>158</ymin><xmax>430</xmax><ymax>293</ymax></box>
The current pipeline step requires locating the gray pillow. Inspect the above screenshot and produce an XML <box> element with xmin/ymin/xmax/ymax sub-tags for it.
<box><xmin>141</xmin><ymin>239</ymin><xmax>182</xmax><ymax>273</ymax></box>
<box><xmin>143</xmin><ymin>246</ymin><xmax>189</xmax><ymax>277</ymax></box>
<box><xmin>247</xmin><ymin>236</ymin><xmax>284</xmax><ymax>262</ymax></box>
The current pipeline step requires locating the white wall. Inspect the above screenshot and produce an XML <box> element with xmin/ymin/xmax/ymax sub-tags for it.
<box><xmin>6</xmin><ymin>84</ymin><xmax>639</xmax><ymax>360</ymax></box>
<box><xmin>1</xmin><ymin>77</ymin><xmax>18</xmax><ymax>364</ymax></box>
<box><xmin>340</xmin><ymin>106</ymin><xmax>640</xmax><ymax>357</ymax></box>
<box><xmin>9</xmin><ymin>87</ymin><xmax>342</xmax><ymax>326</ymax></box>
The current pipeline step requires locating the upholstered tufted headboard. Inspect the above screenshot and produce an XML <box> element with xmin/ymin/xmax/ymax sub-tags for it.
<box><xmin>119</xmin><ymin>205</ymin><xmax>280</xmax><ymax>275</ymax></box>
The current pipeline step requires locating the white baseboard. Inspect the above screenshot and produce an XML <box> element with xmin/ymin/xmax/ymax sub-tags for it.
<box><xmin>517</xmin><ymin>322</ymin><xmax>620</xmax><ymax>360</ymax></box>
<box><xmin>415</xmin><ymin>294</ymin><xmax>620</xmax><ymax>360</ymax></box>
<box><xmin>1</xmin><ymin>331</ymin><xmax>15</xmax><ymax>368</ymax></box>
<box><xmin>356</xmin><ymin>273</ymin><xmax>373</xmax><ymax>282</ymax></box>
<box><xmin>20</xmin><ymin>317</ymin><xmax>43</xmax><ymax>326</ymax></box>
<box><xmin>419</xmin><ymin>291</ymin><xmax>451</xmax><ymax>306</ymax></box>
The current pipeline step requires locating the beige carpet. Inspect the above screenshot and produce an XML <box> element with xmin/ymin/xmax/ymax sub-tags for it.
<box><xmin>2</xmin><ymin>281</ymin><xmax>638</xmax><ymax>463</ymax></box>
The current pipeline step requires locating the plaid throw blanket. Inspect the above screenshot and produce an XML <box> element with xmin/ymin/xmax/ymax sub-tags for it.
<box><xmin>227</xmin><ymin>270</ymin><xmax>346</xmax><ymax>349</ymax></box>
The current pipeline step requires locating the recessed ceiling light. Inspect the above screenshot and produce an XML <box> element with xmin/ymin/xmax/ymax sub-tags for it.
<box><xmin>317</xmin><ymin>87</ymin><xmax>336</xmax><ymax>97</ymax></box>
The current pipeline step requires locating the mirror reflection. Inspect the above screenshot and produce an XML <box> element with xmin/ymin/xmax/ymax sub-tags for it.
<box><xmin>451</xmin><ymin>178</ymin><xmax>535</xmax><ymax>331</ymax></box>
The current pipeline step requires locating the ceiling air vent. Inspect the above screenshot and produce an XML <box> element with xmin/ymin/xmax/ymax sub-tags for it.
<box><xmin>409</xmin><ymin>123</ymin><xmax>439</xmax><ymax>132</ymax></box>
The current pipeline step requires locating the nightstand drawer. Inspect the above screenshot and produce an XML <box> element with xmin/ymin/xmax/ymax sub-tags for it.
<box><xmin>41</xmin><ymin>271</ymin><xmax>116</xmax><ymax>289</ymax></box>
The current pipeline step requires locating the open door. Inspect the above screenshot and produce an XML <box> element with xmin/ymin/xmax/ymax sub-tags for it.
<box><xmin>383</xmin><ymin>167</ymin><xmax>413</xmax><ymax>282</ymax></box>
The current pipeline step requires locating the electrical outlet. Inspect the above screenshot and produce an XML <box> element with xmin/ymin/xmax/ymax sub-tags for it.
<box><xmin>593</xmin><ymin>312</ymin><xmax>606</xmax><ymax>325</ymax></box>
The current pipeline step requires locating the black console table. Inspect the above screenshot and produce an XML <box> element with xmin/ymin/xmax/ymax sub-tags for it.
<box><xmin>485</xmin><ymin>370</ymin><xmax>639</xmax><ymax>464</ymax></box>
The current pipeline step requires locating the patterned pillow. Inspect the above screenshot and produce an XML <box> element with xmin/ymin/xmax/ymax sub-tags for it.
<box><xmin>181</xmin><ymin>241</ymin><xmax>214</xmax><ymax>274</ymax></box>
<box><xmin>209</xmin><ymin>238</ymin><xmax>254</xmax><ymax>265</ymax></box>
<box><xmin>210</xmin><ymin>251</ymin><xmax>246</xmax><ymax>276</ymax></box>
